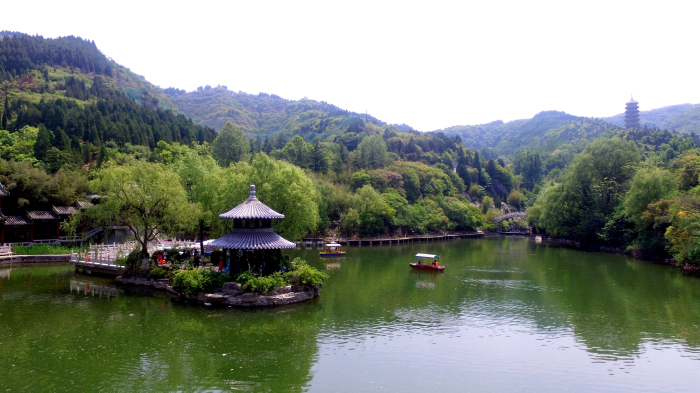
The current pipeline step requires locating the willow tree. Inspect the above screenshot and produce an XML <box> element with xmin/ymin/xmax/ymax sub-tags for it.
<box><xmin>217</xmin><ymin>153</ymin><xmax>320</xmax><ymax>241</ymax></box>
<box><xmin>83</xmin><ymin>160</ymin><xmax>200</xmax><ymax>258</ymax></box>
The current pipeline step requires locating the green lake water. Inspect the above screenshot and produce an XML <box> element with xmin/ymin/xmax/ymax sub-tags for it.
<box><xmin>1</xmin><ymin>237</ymin><xmax>700</xmax><ymax>392</ymax></box>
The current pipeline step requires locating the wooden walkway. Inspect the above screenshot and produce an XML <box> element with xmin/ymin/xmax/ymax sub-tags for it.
<box><xmin>336</xmin><ymin>232</ymin><xmax>484</xmax><ymax>246</ymax></box>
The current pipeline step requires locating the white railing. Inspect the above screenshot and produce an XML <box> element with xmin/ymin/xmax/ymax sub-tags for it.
<box><xmin>0</xmin><ymin>244</ymin><xmax>12</xmax><ymax>256</ymax></box>
<box><xmin>71</xmin><ymin>241</ymin><xmax>140</xmax><ymax>267</ymax></box>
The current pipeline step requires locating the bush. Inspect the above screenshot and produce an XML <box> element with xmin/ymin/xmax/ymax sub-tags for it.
<box><xmin>147</xmin><ymin>266</ymin><xmax>169</xmax><ymax>279</ymax></box>
<box><xmin>124</xmin><ymin>249</ymin><xmax>143</xmax><ymax>274</ymax></box>
<box><xmin>242</xmin><ymin>272</ymin><xmax>286</xmax><ymax>293</ymax></box>
<box><xmin>285</xmin><ymin>258</ymin><xmax>329</xmax><ymax>287</ymax></box>
<box><xmin>172</xmin><ymin>268</ymin><xmax>231</xmax><ymax>295</ymax></box>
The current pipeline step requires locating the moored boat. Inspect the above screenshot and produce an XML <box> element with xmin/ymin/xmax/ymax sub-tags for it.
<box><xmin>410</xmin><ymin>253</ymin><xmax>444</xmax><ymax>271</ymax></box>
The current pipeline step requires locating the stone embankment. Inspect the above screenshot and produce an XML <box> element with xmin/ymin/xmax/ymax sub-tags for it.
<box><xmin>0</xmin><ymin>254</ymin><xmax>71</xmax><ymax>265</ymax></box>
<box><xmin>116</xmin><ymin>276</ymin><xmax>321</xmax><ymax>307</ymax></box>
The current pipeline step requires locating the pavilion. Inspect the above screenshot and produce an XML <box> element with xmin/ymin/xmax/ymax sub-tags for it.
<box><xmin>210</xmin><ymin>185</ymin><xmax>296</xmax><ymax>275</ymax></box>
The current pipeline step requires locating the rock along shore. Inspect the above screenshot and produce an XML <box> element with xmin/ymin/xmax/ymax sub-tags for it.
<box><xmin>115</xmin><ymin>276</ymin><xmax>321</xmax><ymax>307</ymax></box>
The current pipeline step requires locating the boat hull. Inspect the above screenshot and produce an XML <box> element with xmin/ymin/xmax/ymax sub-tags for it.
<box><xmin>320</xmin><ymin>252</ymin><xmax>346</xmax><ymax>258</ymax></box>
<box><xmin>409</xmin><ymin>263</ymin><xmax>444</xmax><ymax>271</ymax></box>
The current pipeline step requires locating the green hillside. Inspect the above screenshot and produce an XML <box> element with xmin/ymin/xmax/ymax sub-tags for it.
<box><xmin>0</xmin><ymin>32</ymin><xmax>217</xmax><ymax>169</ymax></box>
<box><xmin>602</xmin><ymin>103</ymin><xmax>700</xmax><ymax>134</ymax></box>
<box><xmin>166</xmin><ymin>86</ymin><xmax>388</xmax><ymax>141</ymax></box>
<box><xmin>435</xmin><ymin>111</ymin><xmax>618</xmax><ymax>157</ymax></box>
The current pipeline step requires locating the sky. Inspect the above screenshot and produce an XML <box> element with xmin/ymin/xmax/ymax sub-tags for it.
<box><xmin>4</xmin><ymin>0</ymin><xmax>700</xmax><ymax>131</ymax></box>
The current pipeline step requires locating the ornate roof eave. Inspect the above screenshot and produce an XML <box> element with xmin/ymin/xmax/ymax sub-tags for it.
<box><xmin>219</xmin><ymin>185</ymin><xmax>285</xmax><ymax>220</ymax></box>
<box><xmin>210</xmin><ymin>228</ymin><xmax>296</xmax><ymax>250</ymax></box>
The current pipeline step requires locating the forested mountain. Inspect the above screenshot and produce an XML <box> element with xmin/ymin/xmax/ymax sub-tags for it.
<box><xmin>165</xmin><ymin>85</ymin><xmax>393</xmax><ymax>140</ymax></box>
<box><xmin>0</xmin><ymin>32</ymin><xmax>217</xmax><ymax>170</ymax></box>
<box><xmin>602</xmin><ymin>103</ymin><xmax>700</xmax><ymax>134</ymax></box>
<box><xmin>434</xmin><ymin>111</ymin><xmax>618</xmax><ymax>157</ymax></box>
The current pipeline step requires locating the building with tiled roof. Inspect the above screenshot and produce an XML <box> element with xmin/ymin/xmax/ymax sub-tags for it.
<box><xmin>53</xmin><ymin>206</ymin><xmax>77</xmax><ymax>217</ymax></box>
<box><xmin>210</xmin><ymin>185</ymin><xmax>295</xmax><ymax>275</ymax></box>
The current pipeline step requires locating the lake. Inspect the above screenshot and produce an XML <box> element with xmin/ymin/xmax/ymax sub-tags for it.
<box><xmin>1</xmin><ymin>237</ymin><xmax>699</xmax><ymax>392</ymax></box>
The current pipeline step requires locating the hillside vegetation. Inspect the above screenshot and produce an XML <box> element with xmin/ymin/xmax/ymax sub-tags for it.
<box><xmin>434</xmin><ymin>111</ymin><xmax>618</xmax><ymax>157</ymax></box>
<box><xmin>602</xmin><ymin>103</ymin><xmax>700</xmax><ymax>134</ymax></box>
<box><xmin>166</xmin><ymin>86</ymin><xmax>391</xmax><ymax>140</ymax></box>
<box><xmin>0</xmin><ymin>32</ymin><xmax>217</xmax><ymax>171</ymax></box>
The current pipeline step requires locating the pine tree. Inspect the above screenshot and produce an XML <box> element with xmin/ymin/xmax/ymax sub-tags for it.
<box><xmin>34</xmin><ymin>125</ymin><xmax>53</xmax><ymax>161</ymax></box>
<box><xmin>1</xmin><ymin>96</ymin><xmax>9</xmax><ymax>130</ymax></box>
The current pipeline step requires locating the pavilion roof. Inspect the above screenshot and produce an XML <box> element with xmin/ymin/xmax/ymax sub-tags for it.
<box><xmin>27</xmin><ymin>211</ymin><xmax>59</xmax><ymax>220</ymax></box>
<box><xmin>209</xmin><ymin>228</ymin><xmax>296</xmax><ymax>250</ymax></box>
<box><xmin>219</xmin><ymin>185</ymin><xmax>285</xmax><ymax>220</ymax></box>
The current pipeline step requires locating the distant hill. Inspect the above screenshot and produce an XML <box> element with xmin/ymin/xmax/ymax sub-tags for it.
<box><xmin>165</xmin><ymin>86</ymin><xmax>389</xmax><ymax>141</ymax></box>
<box><xmin>0</xmin><ymin>32</ymin><xmax>216</xmax><ymax>153</ymax></box>
<box><xmin>434</xmin><ymin>111</ymin><xmax>619</xmax><ymax>156</ymax></box>
<box><xmin>602</xmin><ymin>103</ymin><xmax>700</xmax><ymax>134</ymax></box>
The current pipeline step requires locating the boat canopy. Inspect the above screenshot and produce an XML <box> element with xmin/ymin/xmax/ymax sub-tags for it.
<box><xmin>326</xmin><ymin>243</ymin><xmax>342</xmax><ymax>247</ymax></box>
<box><xmin>415</xmin><ymin>253</ymin><xmax>439</xmax><ymax>259</ymax></box>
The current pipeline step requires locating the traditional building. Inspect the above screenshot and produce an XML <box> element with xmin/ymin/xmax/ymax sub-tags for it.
<box><xmin>210</xmin><ymin>185</ymin><xmax>295</xmax><ymax>275</ymax></box>
<box><xmin>625</xmin><ymin>96</ymin><xmax>640</xmax><ymax>129</ymax></box>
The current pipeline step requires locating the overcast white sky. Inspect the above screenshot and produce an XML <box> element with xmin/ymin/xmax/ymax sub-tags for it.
<box><xmin>5</xmin><ymin>0</ymin><xmax>700</xmax><ymax>130</ymax></box>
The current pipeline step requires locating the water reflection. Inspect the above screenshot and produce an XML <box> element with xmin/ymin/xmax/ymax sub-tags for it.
<box><xmin>1</xmin><ymin>238</ymin><xmax>700</xmax><ymax>392</ymax></box>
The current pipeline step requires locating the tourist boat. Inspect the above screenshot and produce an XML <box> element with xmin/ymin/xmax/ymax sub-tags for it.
<box><xmin>319</xmin><ymin>243</ymin><xmax>345</xmax><ymax>258</ymax></box>
<box><xmin>410</xmin><ymin>253</ymin><xmax>444</xmax><ymax>271</ymax></box>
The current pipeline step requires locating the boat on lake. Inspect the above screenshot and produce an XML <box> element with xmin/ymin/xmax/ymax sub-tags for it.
<box><xmin>319</xmin><ymin>243</ymin><xmax>345</xmax><ymax>258</ymax></box>
<box><xmin>410</xmin><ymin>253</ymin><xmax>444</xmax><ymax>271</ymax></box>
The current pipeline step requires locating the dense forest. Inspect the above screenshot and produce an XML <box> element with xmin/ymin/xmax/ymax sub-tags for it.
<box><xmin>3</xmin><ymin>32</ymin><xmax>700</xmax><ymax>267</ymax></box>
<box><xmin>0</xmin><ymin>32</ymin><xmax>217</xmax><ymax>172</ymax></box>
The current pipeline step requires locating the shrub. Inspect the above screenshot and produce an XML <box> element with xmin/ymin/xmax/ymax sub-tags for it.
<box><xmin>242</xmin><ymin>272</ymin><xmax>286</xmax><ymax>293</ymax></box>
<box><xmin>147</xmin><ymin>266</ymin><xmax>169</xmax><ymax>279</ymax></box>
<box><xmin>124</xmin><ymin>249</ymin><xmax>143</xmax><ymax>274</ymax></box>
<box><xmin>285</xmin><ymin>258</ymin><xmax>329</xmax><ymax>287</ymax></box>
<box><xmin>172</xmin><ymin>268</ymin><xmax>230</xmax><ymax>295</ymax></box>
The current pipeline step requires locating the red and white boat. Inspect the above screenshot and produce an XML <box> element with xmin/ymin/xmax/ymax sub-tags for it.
<box><xmin>409</xmin><ymin>253</ymin><xmax>444</xmax><ymax>271</ymax></box>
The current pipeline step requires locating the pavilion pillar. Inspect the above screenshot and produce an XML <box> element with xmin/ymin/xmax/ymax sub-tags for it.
<box><xmin>1</xmin><ymin>225</ymin><xmax>4</xmax><ymax>245</ymax></box>
<box><xmin>56</xmin><ymin>222</ymin><xmax>60</xmax><ymax>239</ymax></box>
<box><xmin>30</xmin><ymin>226</ymin><xmax>34</xmax><ymax>242</ymax></box>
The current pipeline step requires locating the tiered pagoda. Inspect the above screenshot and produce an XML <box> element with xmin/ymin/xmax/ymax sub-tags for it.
<box><xmin>210</xmin><ymin>185</ymin><xmax>295</xmax><ymax>275</ymax></box>
<box><xmin>625</xmin><ymin>96</ymin><xmax>640</xmax><ymax>129</ymax></box>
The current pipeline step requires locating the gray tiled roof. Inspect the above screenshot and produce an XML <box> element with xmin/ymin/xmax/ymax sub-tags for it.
<box><xmin>5</xmin><ymin>216</ymin><xmax>32</xmax><ymax>226</ymax></box>
<box><xmin>53</xmin><ymin>206</ymin><xmax>77</xmax><ymax>216</ymax></box>
<box><xmin>210</xmin><ymin>228</ymin><xmax>296</xmax><ymax>250</ymax></box>
<box><xmin>27</xmin><ymin>211</ymin><xmax>58</xmax><ymax>220</ymax></box>
<box><xmin>219</xmin><ymin>185</ymin><xmax>285</xmax><ymax>220</ymax></box>
<box><xmin>75</xmin><ymin>200</ymin><xmax>93</xmax><ymax>210</ymax></box>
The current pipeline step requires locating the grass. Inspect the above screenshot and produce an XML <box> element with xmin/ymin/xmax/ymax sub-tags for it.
<box><xmin>10</xmin><ymin>244</ymin><xmax>83</xmax><ymax>255</ymax></box>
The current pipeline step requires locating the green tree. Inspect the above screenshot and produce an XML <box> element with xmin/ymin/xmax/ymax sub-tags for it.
<box><xmin>219</xmin><ymin>154</ymin><xmax>320</xmax><ymax>241</ymax></box>
<box><xmin>282</xmin><ymin>136</ymin><xmax>313</xmax><ymax>168</ymax></box>
<box><xmin>356</xmin><ymin>134</ymin><xmax>388</xmax><ymax>169</ymax></box>
<box><xmin>79</xmin><ymin>161</ymin><xmax>200</xmax><ymax>258</ymax></box>
<box><xmin>310</xmin><ymin>141</ymin><xmax>329</xmax><ymax>173</ymax></box>
<box><xmin>212</xmin><ymin>122</ymin><xmax>250</xmax><ymax>167</ymax></box>
<box><xmin>174</xmin><ymin>151</ymin><xmax>223</xmax><ymax>253</ymax></box>
<box><xmin>34</xmin><ymin>125</ymin><xmax>53</xmax><ymax>162</ymax></box>
<box><xmin>528</xmin><ymin>138</ymin><xmax>640</xmax><ymax>244</ymax></box>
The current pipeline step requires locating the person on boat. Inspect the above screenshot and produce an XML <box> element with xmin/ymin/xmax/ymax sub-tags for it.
<box><xmin>433</xmin><ymin>260</ymin><xmax>438</xmax><ymax>267</ymax></box>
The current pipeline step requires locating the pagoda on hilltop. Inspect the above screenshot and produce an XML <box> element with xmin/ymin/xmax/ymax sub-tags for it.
<box><xmin>625</xmin><ymin>96</ymin><xmax>640</xmax><ymax>129</ymax></box>
<box><xmin>210</xmin><ymin>185</ymin><xmax>295</xmax><ymax>275</ymax></box>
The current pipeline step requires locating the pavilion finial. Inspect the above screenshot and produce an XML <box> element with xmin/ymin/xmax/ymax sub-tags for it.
<box><xmin>250</xmin><ymin>184</ymin><xmax>256</xmax><ymax>197</ymax></box>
